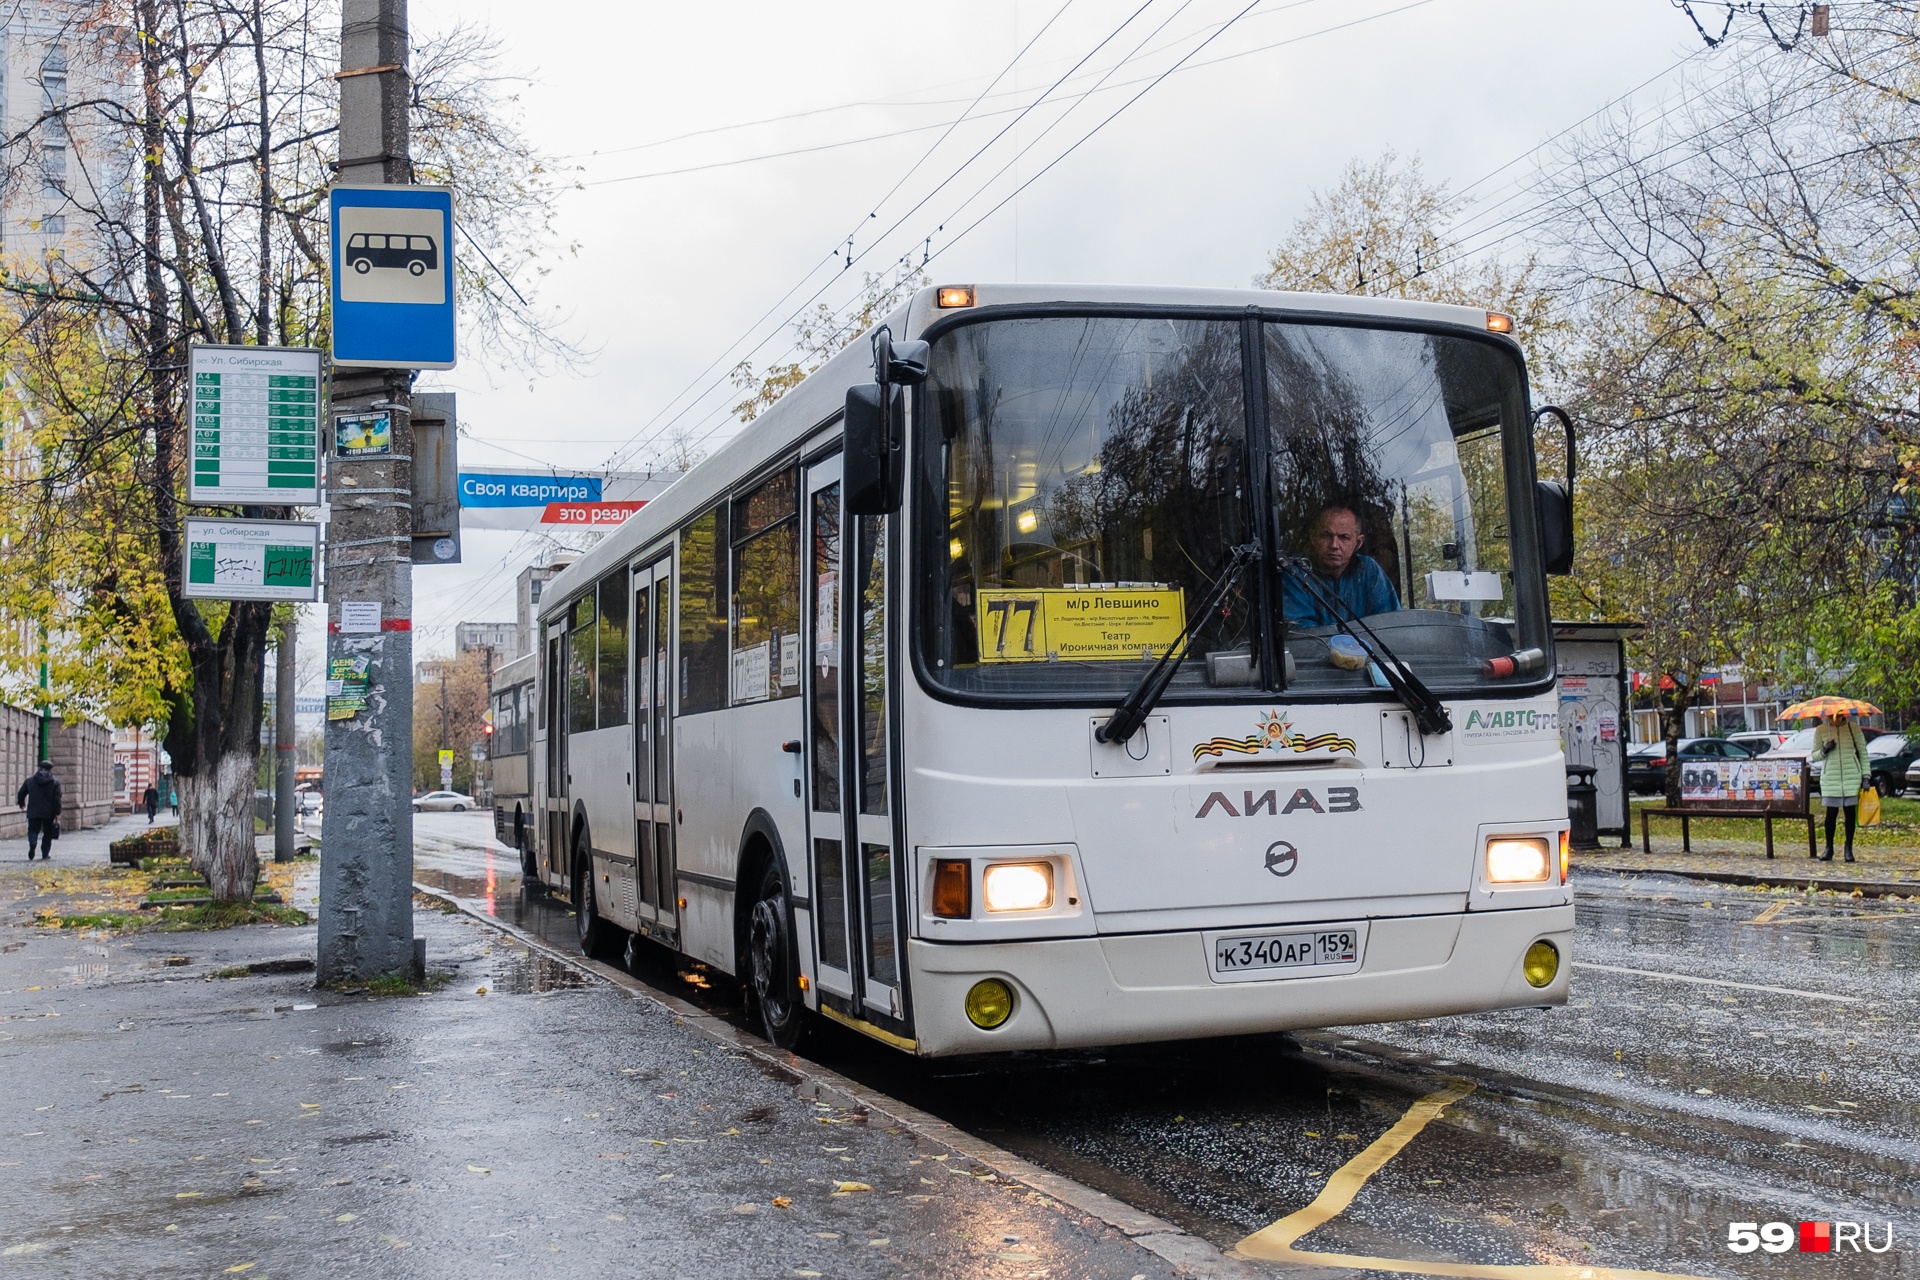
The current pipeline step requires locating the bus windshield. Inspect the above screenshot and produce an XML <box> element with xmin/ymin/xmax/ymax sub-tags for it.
<box><xmin>917</xmin><ymin>312</ymin><xmax>1548</xmax><ymax>703</ymax></box>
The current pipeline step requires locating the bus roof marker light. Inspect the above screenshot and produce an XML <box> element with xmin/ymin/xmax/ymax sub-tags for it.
<box><xmin>1486</xmin><ymin>312</ymin><xmax>1514</xmax><ymax>334</ymax></box>
<box><xmin>937</xmin><ymin>285</ymin><xmax>975</xmax><ymax>308</ymax></box>
<box><xmin>965</xmin><ymin>978</ymin><xmax>1014</xmax><ymax>1029</ymax></box>
<box><xmin>1523</xmin><ymin>939</ymin><xmax>1559</xmax><ymax>988</ymax></box>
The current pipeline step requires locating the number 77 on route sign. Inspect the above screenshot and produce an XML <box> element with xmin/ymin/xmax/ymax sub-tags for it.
<box><xmin>329</xmin><ymin>185</ymin><xmax>457</xmax><ymax>370</ymax></box>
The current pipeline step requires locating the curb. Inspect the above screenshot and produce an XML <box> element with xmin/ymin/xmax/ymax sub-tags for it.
<box><xmin>412</xmin><ymin>880</ymin><xmax>1263</xmax><ymax>1280</ymax></box>
<box><xmin>1585</xmin><ymin>863</ymin><xmax>1919</xmax><ymax>898</ymax></box>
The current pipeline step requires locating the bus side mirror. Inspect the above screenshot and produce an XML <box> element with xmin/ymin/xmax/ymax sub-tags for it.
<box><xmin>1531</xmin><ymin>405</ymin><xmax>1575</xmax><ymax>575</ymax></box>
<box><xmin>845</xmin><ymin>327</ymin><xmax>925</xmax><ymax>516</ymax></box>
<box><xmin>845</xmin><ymin>382</ymin><xmax>903</xmax><ymax>515</ymax></box>
<box><xmin>1535</xmin><ymin>480</ymin><xmax>1573</xmax><ymax>575</ymax></box>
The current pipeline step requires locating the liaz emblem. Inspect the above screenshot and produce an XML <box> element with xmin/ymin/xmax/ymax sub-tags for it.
<box><xmin>1193</xmin><ymin>709</ymin><xmax>1357</xmax><ymax>762</ymax></box>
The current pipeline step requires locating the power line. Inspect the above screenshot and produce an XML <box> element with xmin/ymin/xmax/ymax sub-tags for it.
<box><xmin>601</xmin><ymin>0</ymin><xmax>1164</xmax><ymax>475</ymax></box>
<box><xmin>618</xmin><ymin>0</ymin><xmax>1443</xmax><ymax>471</ymax></box>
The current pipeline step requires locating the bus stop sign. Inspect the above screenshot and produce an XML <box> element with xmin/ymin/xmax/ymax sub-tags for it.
<box><xmin>330</xmin><ymin>185</ymin><xmax>457</xmax><ymax>369</ymax></box>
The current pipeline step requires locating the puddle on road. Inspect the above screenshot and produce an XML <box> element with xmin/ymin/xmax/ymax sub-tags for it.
<box><xmin>489</xmin><ymin>949</ymin><xmax>589</xmax><ymax>995</ymax></box>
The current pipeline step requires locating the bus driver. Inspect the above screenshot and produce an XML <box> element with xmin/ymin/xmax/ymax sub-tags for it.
<box><xmin>1280</xmin><ymin>503</ymin><xmax>1400</xmax><ymax>627</ymax></box>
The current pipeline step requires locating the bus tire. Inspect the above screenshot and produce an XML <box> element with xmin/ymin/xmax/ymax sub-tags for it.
<box><xmin>746</xmin><ymin>860</ymin><xmax>807</xmax><ymax>1050</ymax></box>
<box><xmin>572</xmin><ymin>835</ymin><xmax>616</xmax><ymax>960</ymax></box>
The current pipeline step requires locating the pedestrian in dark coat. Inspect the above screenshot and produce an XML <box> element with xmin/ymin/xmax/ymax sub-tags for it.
<box><xmin>15</xmin><ymin>760</ymin><xmax>62</xmax><ymax>861</ymax></box>
<box><xmin>143</xmin><ymin>784</ymin><xmax>160</xmax><ymax>824</ymax></box>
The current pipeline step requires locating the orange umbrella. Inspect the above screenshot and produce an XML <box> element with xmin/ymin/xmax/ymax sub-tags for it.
<box><xmin>1778</xmin><ymin>695</ymin><xmax>1881</xmax><ymax>721</ymax></box>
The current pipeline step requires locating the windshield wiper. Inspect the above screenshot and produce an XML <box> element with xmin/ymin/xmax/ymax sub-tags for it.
<box><xmin>1096</xmin><ymin>543</ymin><xmax>1260</xmax><ymax>745</ymax></box>
<box><xmin>1277</xmin><ymin>555</ymin><xmax>1454</xmax><ymax>737</ymax></box>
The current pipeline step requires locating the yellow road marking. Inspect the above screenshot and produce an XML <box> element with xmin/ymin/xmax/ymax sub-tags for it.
<box><xmin>1231</xmin><ymin>1082</ymin><xmax>1722</xmax><ymax>1280</ymax></box>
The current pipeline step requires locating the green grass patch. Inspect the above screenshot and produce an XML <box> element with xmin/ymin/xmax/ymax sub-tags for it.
<box><xmin>155</xmin><ymin>901</ymin><xmax>309</xmax><ymax>931</ymax></box>
<box><xmin>1629</xmin><ymin>794</ymin><xmax>1920</xmax><ymax>852</ymax></box>
<box><xmin>209</xmin><ymin>965</ymin><xmax>253</xmax><ymax>979</ymax></box>
<box><xmin>36</xmin><ymin>911</ymin><xmax>148</xmax><ymax>931</ymax></box>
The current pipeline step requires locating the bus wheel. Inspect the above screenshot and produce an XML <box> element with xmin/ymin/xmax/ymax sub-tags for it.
<box><xmin>746</xmin><ymin>861</ymin><xmax>807</xmax><ymax>1050</ymax></box>
<box><xmin>572</xmin><ymin>841</ymin><xmax>616</xmax><ymax>960</ymax></box>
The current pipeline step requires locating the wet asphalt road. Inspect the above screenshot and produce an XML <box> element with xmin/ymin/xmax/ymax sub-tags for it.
<box><xmin>408</xmin><ymin>814</ymin><xmax>1920</xmax><ymax>1279</ymax></box>
<box><xmin>0</xmin><ymin>850</ymin><xmax>1182</xmax><ymax>1279</ymax></box>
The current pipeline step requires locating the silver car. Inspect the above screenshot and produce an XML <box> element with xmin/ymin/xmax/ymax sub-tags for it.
<box><xmin>410</xmin><ymin>790</ymin><xmax>475</xmax><ymax>812</ymax></box>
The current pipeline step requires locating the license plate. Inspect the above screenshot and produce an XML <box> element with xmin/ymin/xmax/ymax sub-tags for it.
<box><xmin>1206</xmin><ymin>923</ymin><xmax>1367</xmax><ymax>983</ymax></box>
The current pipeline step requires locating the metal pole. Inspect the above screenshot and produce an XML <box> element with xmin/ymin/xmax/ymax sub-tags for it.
<box><xmin>274</xmin><ymin>627</ymin><xmax>297</xmax><ymax>862</ymax></box>
<box><xmin>319</xmin><ymin>0</ymin><xmax>416</xmax><ymax>984</ymax></box>
<box><xmin>37</xmin><ymin>625</ymin><xmax>48</xmax><ymax>762</ymax></box>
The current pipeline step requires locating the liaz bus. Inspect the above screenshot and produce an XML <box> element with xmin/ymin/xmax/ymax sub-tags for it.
<box><xmin>530</xmin><ymin>284</ymin><xmax>1576</xmax><ymax>1056</ymax></box>
<box><xmin>487</xmin><ymin>650</ymin><xmax>537</xmax><ymax>873</ymax></box>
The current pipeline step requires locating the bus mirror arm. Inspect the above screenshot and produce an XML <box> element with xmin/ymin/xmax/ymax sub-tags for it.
<box><xmin>1531</xmin><ymin>406</ymin><xmax>1575</xmax><ymax>575</ymax></box>
<box><xmin>845</xmin><ymin>327</ymin><xmax>925</xmax><ymax>516</ymax></box>
<box><xmin>1278</xmin><ymin>556</ymin><xmax>1454</xmax><ymax>738</ymax></box>
<box><xmin>1096</xmin><ymin>543</ymin><xmax>1260</xmax><ymax>746</ymax></box>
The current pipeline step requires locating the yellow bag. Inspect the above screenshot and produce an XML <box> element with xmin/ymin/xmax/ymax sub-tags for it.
<box><xmin>1859</xmin><ymin>786</ymin><xmax>1882</xmax><ymax>826</ymax></box>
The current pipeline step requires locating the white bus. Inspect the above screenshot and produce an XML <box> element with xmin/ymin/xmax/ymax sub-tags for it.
<box><xmin>531</xmin><ymin>284</ymin><xmax>1576</xmax><ymax>1056</ymax></box>
<box><xmin>487</xmin><ymin>650</ymin><xmax>537</xmax><ymax>872</ymax></box>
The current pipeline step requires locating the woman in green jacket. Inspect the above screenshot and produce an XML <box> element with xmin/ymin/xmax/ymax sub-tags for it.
<box><xmin>1814</xmin><ymin>710</ymin><xmax>1869</xmax><ymax>862</ymax></box>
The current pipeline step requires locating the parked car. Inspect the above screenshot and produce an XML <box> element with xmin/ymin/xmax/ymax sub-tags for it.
<box><xmin>1626</xmin><ymin>737</ymin><xmax>1756</xmax><ymax>795</ymax></box>
<box><xmin>1864</xmin><ymin>733</ymin><xmax>1917</xmax><ymax>796</ymax></box>
<box><xmin>1727</xmin><ymin>729</ymin><xmax>1790</xmax><ymax>757</ymax></box>
<box><xmin>411</xmin><ymin>790</ymin><xmax>475</xmax><ymax>812</ymax></box>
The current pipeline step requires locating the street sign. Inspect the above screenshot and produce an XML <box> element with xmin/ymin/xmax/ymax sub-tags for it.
<box><xmin>329</xmin><ymin>184</ymin><xmax>457</xmax><ymax>369</ymax></box>
<box><xmin>187</xmin><ymin>345</ymin><xmax>322</xmax><ymax>506</ymax></box>
<box><xmin>183</xmin><ymin>518</ymin><xmax>321</xmax><ymax>602</ymax></box>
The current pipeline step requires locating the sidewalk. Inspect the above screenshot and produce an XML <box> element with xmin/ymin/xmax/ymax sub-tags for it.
<box><xmin>0</xmin><ymin>861</ymin><xmax>1185</xmax><ymax>1278</ymax></box>
<box><xmin>1579</xmin><ymin>840</ymin><xmax>1920</xmax><ymax>898</ymax></box>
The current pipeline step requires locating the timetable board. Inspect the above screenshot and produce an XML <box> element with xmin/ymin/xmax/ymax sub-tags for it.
<box><xmin>187</xmin><ymin>345</ymin><xmax>322</xmax><ymax>506</ymax></box>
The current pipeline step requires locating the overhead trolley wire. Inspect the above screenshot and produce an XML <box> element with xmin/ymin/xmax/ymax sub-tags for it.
<box><xmin>601</xmin><ymin>0</ymin><xmax>1164</xmax><ymax>474</ymax></box>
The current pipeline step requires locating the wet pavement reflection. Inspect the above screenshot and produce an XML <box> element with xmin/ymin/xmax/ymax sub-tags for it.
<box><xmin>407</xmin><ymin>815</ymin><xmax>1919</xmax><ymax>1278</ymax></box>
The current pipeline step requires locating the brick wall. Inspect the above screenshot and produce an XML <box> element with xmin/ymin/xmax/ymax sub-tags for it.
<box><xmin>0</xmin><ymin>706</ymin><xmax>113</xmax><ymax>839</ymax></box>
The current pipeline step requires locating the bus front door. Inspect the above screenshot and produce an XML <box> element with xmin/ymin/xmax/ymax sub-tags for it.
<box><xmin>632</xmin><ymin>558</ymin><xmax>678</xmax><ymax>941</ymax></box>
<box><xmin>804</xmin><ymin>454</ymin><xmax>906</xmax><ymax>1033</ymax></box>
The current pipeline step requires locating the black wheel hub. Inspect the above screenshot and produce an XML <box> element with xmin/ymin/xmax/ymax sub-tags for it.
<box><xmin>749</xmin><ymin>895</ymin><xmax>792</xmax><ymax>1025</ymax></box>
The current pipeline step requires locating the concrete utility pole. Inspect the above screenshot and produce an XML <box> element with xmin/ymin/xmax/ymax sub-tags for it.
<box><xmin>274</xmin><ymin>629</ymin><xmax>296</xmax><ymax>863</ymax></box>
<box><xmin>319</xmin><ymin>0</ymin><xmax>419</xmax><ymax>984</ymax></box>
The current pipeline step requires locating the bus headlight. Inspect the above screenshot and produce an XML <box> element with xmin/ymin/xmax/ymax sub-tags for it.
<box><xmin>1486</xmin><ymin>837</ymin><xmax>1551</xmax><ymax>884</ymax></box>
<box><xmin>1523</xmin><ymin>939</ymin><xmax>1559</xmax><ymax>988</ymax></box>
<box><xmin>965</xmin><ymin>978</ymin><xmax>1014</xmax><ymax>1028</ymax></box>
<box><xmin>982</xmin><ymin>862</ymin><xmax>1053</xmax><ymax>912</ymax></box>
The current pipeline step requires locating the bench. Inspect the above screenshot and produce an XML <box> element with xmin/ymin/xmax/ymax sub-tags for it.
<box><xmin>1638</xmin><ymin>806</ymin><xmax>1816</xmax><ymax>859</ymax></box>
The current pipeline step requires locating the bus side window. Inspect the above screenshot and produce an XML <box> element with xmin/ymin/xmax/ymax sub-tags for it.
<box><xmin>567</xmin><ymin>593</ymin><xmax>597</xmax><ymax>733</ymax></box>
<box><xmin>679</xmin><ymin>505</ymin><xmax>728</xmax><ymax>714</ymax></box>
<box><xmin>596</xmin><ymin>570</ymin><xmax>628</xmax><ymax>727</ymax></box>
<box><xmin>730</xmin><ymin>465</ymin><xmax>800</xmax><ymax>704</ymax></box>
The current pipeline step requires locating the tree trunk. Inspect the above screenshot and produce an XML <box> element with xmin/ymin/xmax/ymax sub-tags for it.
<box><xmin>178</xmin><ymin>750</ymin><xmax>260</xmax><ymax>901</ymax></box>
<box><xmin>1661</xmin><ymin>681</ymin><xmax>1695</xmax><ymax>807</ymax></box>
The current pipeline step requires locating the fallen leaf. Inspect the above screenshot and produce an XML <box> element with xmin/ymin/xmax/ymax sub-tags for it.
<box><xmin>466</xmin><ymin>1165</ymin><xmax>490</xmax><ymax>1174</ymax></box>
<box><xmin>299</xmin><ymin>1103</ymin><xmax>320</xmax><ymax>1110</ymax></box>
<box><xmin>336</xmin><ymin>1213</ymin><xmax>358</xmax><ymax>1223</ymax></box>
<box><xmin>720</xmin><ymin>1127</ymin><xmax>742</xmax><ymax>1136</ymax></box>
<box><xmin>833</xmin><ymin>1181</ymin><xmax>872</xmax><ymax>1193</ymax></box>
<box><xmin>475</xmin><ymin>987</ymin><xmax>488</xmax><ymax>996</ymax></box>
<box><xmin>732</xmin><ymin>1203</ymin><xmax>758</xmax><ymax>1214</ymax></box>
<box><xmin>772</xmin><ymin>1196</ymin><xmax>792</xmax><ymax>1208</ymax></box>
<box><xmin>868</xmin><ymin>1238</ymin><xmax>891</xmax><ymax>1247</ymax></box>
<box><xmin>2</xmin><ymin>1243</ymin><xmax>48</xmax><ymax>1256</ymax></box>
<box><xmin>176</xmin><ymin>1192</ymin><xmax>205</xmax><ymax>1199</ymax></box>
<box><xmin>377</xmin><ymin>1235</ymin><xmax>410</xmax><ymax>1249</ymax></box>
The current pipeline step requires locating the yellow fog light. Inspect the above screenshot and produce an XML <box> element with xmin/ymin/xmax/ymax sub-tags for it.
<box><xmin>1486</xmin><ymin>837</ymin><xmax>1551</xmax><ymax>883</ymax></box>
<box><xmin>964</xmin><ymin>978</ymin><xmax>1014</xmax><ymax>1029</ymax></box>
<box><xmin>982</xmin><ymin>861</ymin><xmax>1053</xmax><ymax>912</ymax></box>
<box><xmin>1523</xmin><ymin>939</ymin><xmax>1559</xmax><ymax>988</ymax></box>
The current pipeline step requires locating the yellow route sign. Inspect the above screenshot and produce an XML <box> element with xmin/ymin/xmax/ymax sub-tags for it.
<box><xmin>976</xmin><ymin>586</ymin><xmax>1186</xmax><ymax>663</ymax></box>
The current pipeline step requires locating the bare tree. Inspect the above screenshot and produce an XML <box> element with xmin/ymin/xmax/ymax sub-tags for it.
<box><xmin>0</xmin><ymin>1</ymin><xmax>574</xmax><ymax>900</ymax></box>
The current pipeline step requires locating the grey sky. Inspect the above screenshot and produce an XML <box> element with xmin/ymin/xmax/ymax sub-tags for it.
<box><xmin>378</xmin><ymin>0</ymin><xmax>1709</xmax><ymax>658</ymax></box>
